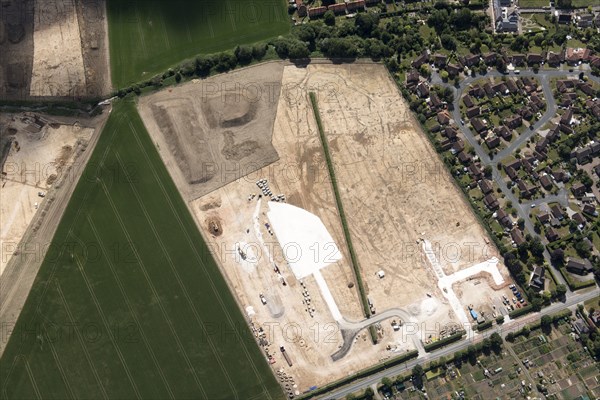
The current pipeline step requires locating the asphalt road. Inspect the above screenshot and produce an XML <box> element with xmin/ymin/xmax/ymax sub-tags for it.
<box><xmin>320</xmin><ymin>287</ymin><xmax>599</xmax><ymax>399</ymax></box>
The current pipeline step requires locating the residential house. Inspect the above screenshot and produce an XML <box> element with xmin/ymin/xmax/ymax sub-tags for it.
<box><xmin>412</xmin><ymin>51</ymin><xmax>430</xmax><ymax>68</ymax></box>
<box><xmin>566</xmin><ymin>47</ymin><xmax>592</xmax><ymax>65</ymax></box>
<box><xmin>471</xmin><ymin>117</ymin><xmax>487</xmax><ymax>133</ymax></box>
<box><xmin>540</xmin><ymin>174</ymin><xmax>553</xmax><ymax>190</ymax></box>
<box><xmin>582</xmin><ymin>204</ymin><xmax>597</xmax><ymax>217</ymax></box>
<box><xmin>457</xmin><ymin>151</ymin><xmax>472</xmax><ymax>164</ymax></box>
<box><xmin>463</xmin><ymin>94</ymin><xmax>474</xmax><ymax>108</ymax></box>
<box><xmin>479</xmin><ymin>179</ymin><xmax>493</xmax><ymax>194</ymax></box>
<box><xmin>577</xmin><ymin>81</ymin><xmax>595</xmax><ymax>96</ymax></box>
<box><xmin>468</xmin><ymin>163</ymin><xmax>484</xmax><ymax>179</ymax></box>
<box><xmin>546</xmin><ymin>227</ymin><xmax>559</xmax><ymax>242</ymax></box>
<box><xmin>496</xmin><ymin>209</ymin><xmax>512</xmax><ymax>228</ymax></box>
<box><xmin>529</xmin><ymin>266</ymin><xmax>545</xmax><ymax>291</ymax></box>
<box><xmin>346</xmin><ymin>0</ymin><xmax>365</xmax><ymax>11</ymax></box>
<box><xmin>537</xmin><ymin>211</ymin><xmax>550</xmax><ymax>224</ymax></box>
<box><xmin>463</xmin><ymin>54</ymin><xmax>480</xmax><ymax>68</ymax></box>
<box><xmin>327</xmin><ymin>2</ymin><xmax>347</xmax><ymax>14</ymax></box>
<box><xmin>546</xmin><ymin>51</ymin><xmax>563</xmax><ymax>66</ymax></box>
<box><xmin>496</xmin><ymin>125</ymin><xmax>512</xmax><ymax>140</ymax></box>
<box><xmin>437</xmin><ymin>111</ymin><xmax>451</xmax><ymax>125</ymax></box>
<box><xmin>571</xmin><ymin>182</ymin><xmax>586</xmax><ymax>197</ymax></box>
<box><xmin>506</xmin><ymin>79</ymin><xmax>518</xmax><ymax>94</ymax></box>
<box><xmin>505</xmin><ymin>115</ymin><xmax>522</xmax><ymax>129</ymax></box>
<box><xmin>483</xmin><ymin>52</ymin><xmax>497</xmax><ymax>65</ymax></box>
<box><xmin>511</xmin><ymin>54</ymin><xmax>526</xmax><ymax>66</ymax></box>
<box><xmin>484</xmin><ymin>194</ymin><xmax>499</xmax><ymax>210</ymax></box>
<box><xmin>486</xmin><ymin>135</ymin><xmax>500</xmax><ymax>148</ymax></box>
<box><xmin>576</xmin><ymin>14</ymin><xmax>594</xmax><ymax>29</ymax></box>
<box><xmin>566</xmin><ymin>257</ymin><xmax>592</xmax><ymax>275</ymax></box>
<box><xmin>308</xmin><ymin>6</ymin><xmax>327</xmax><ymax>17</ymax></box>
<box><xmin>433</xmin><ymin>53</ymin><xmax>448</xmax><ymax>68</ymax></box>
<box><xmin>551</xmin><ymin>204</ymin><xmax>564</xmax><ymax>220</ymax></box>
<box><xmin>416</xmin><ymin>82</ymin><xmax>430</xmax><ymax>98</ymax></box>
<box><xmin>505</xmin><ymin>165</ymin><xmax>518</xmax><ymax>181</ymax></box>
<box><xmin>572</xmin><ymin>212</ymin><xmax>586</xmax><ymax>227</ymax></box>
<box><xmin>556</xmin><ymin>79</ymin><xmax>575</xmax><ymax>93</ymax></box>
<box><xmin>447</xmin><ymin>63</ymin><xmax>462</xmax><ymax>76</ymax></box>
<box><xmin>466</xmin><ymin>106</ymin><xmax>481</xmax><ymax>118</ymax></box>
<box><xmin>557</xmin><ymin>13</ymin><xmax>572</xmax><ymax>25</ymax></box>
<box><xmin>527</xmin><ymin>53</ymin><xmax>544</xmax><ymax>65</ymax></box>
<box><xmin>511</xmin><ymin>228</ymin><xmax>526</xmax><ymax>246</ymax></box>
<box><xmin>444</xmin><ymin>126</ymin><xmax>458</xmax><ymax>139</ymax></box>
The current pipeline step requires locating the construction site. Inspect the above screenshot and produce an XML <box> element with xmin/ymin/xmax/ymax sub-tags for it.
<box><xmin>137</xmin><ymin>62</ymin><xmax>518</xmax><ymax>393</ymax></box>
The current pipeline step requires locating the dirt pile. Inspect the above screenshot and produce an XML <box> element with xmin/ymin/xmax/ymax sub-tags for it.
<box><xmin>138</xmin><ymin>63</ymin><xmax>284</xmax><ymax>200</ymax></box>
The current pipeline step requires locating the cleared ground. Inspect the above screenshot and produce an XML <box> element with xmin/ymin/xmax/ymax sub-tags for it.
<box><xmin>139</xmin><ymin>62</ymin><xmax>515</xmax><ymax>392</ymax></box>
<box><xmin>0</xmin><ymin>101</ymin><xmax>283</xmax><ymax>400</ymax></box>
<box><xmin>0</xmin><ymin>113</ymin><xmax>94</xmax><ymax>275</ymax></box>
<box><xmin>107</xmin><ymin>0</ymin><xmax>290</xmax><ymax>88</ymax></box>
<box><xmin>0</xmin><ymin>0</ymin><xmax>111</xmax><ymax>99</ymax></box>
<box><xmin>309</xmin><ymin>63</ymin><xmax>510</xmax><ymax>320</ymax></box>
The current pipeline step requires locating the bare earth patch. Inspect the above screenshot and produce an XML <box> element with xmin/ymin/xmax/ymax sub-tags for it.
<box><xmin>138</xmin><ymin>63</ymin><xmax>283</xmax><ymax>200</ymax></box>
<box><xmin>138</xmin><ymin>62</ymin><xmax>515</xmax><ymax>392</ymax></box>
<box><xmin>1</xmin><ymin>114</ymin><xmax>94</xmax><ymax>274</ymax></box>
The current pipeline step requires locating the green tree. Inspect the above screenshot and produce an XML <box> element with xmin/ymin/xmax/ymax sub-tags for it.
<box><xmin>364</xmin><ymin>387</ymin><xmax>374</xmax><ymax>399</ymax></box>
<box><xmin>234</xmin><ymin>45</ymin><xmax>253</xmax><ymax>65</ymax></box>
<box><xmin>412</xmin><ymin>364</ymin><xmax>424</xmax><ymax>388</ymax></box>
<box><xmin>381</xmin><ymin>377</ymin><xmax>392</xmax><ymax>388</ymax></box>
<box><xmin>555</xmin><ymin>284</ymin><xmax>567</xmax><ymax>297</ymax></box>
<box><xmin>195</xmin><ymin>55</ymin><xmax>214</xmax><ymax>77</ymax></box>
<box><xmin>252</xmin><ymin>43</ymin><xmax>268</xmax><ymax>60</ymax></box>
<box><xmin>440</xmin><ymin>70</ymin><xmax>449</xmax><ymax>81</ymax></box>
<box><xmin>324</xmin><ymin>10</ymin><xmax>335</xmax><ymax>26</ymax></box>
<box><xmin>440</xmin><ymin>34</ymin><xmax>457</xmax><ymax>51</ymax></box>
<box><xmin>541</xmin><ymin>315</ymin><xmax>552</xmax><ymax>328</ymax></box>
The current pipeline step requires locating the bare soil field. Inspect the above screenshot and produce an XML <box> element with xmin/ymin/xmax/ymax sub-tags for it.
<box><xmin>0</xmin><ymin>0</ymin><xmax>110</xmax><ymax>100</ymax></box>
<box><xmin>308</xmin><ymin>63</ymin><xmax>510</xmax><ymax>318</ymax></box>
<box><xmin>138</xmin><ymin>63</ymin><xmax>283</xmax><ymax>200</ymax></box>
<box><xmin>0</xmin><ymin>113</ymin><xmax>94</xmax><ymax>274</ymax></box>
<box><xmin>138</xmin><ymin>62</ymin><xmax>514</xmax><ymax>391</ymax></box>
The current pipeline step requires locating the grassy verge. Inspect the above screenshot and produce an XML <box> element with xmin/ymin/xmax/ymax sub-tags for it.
<box><xmin>0</xmin><ymin>100</ymin><xmax>283</xmax><ymax>399</ymax></box>
<box><xmin>308</xmin><ymin>92</ymin><xmax>374</xmax><ymax>334</ymax></box>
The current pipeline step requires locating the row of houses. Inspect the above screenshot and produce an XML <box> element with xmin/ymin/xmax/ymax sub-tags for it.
<box><xmin>414</xmin><ymin>48</ymin><xmax>600</xmax><ymax>76</ymax></box>
<box><xmin>305</xmin><ymin>0</ymin><xmax>380</xmax><ymax>18</ymax></box>
<box><xmin>462</xmin><ymin>77</ymin><xmax>544</xmax><ymax>150</ymax></box>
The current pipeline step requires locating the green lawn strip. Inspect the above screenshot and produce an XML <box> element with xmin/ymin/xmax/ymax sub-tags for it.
<box><xmin>0</xmin><ymin>101</ymin><xmax>283</xmax><ymax>400</ymax></box>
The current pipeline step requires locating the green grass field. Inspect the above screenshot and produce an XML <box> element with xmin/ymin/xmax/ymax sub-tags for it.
<box><xmin>107</xmin><ymin>0</ymin><xmax>290</xmax><ymax>88</ymax></box>
<box><xmin>518</xmin><ymin>0</ymin><xmax>549</xmax><ymax>8</ymax></box>
<box><xmin>0</xmin><ymin>101</ymin><xmax>283</xmax><ymax>400</ymax></box>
